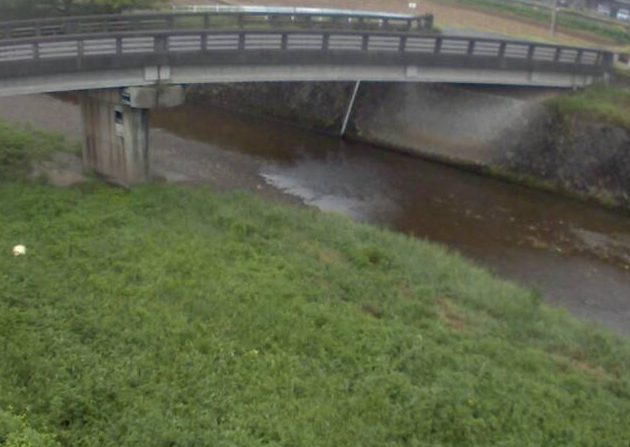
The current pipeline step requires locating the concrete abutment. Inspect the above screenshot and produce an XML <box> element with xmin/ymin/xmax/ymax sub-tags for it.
<box><xmin>80</xmin><ymin>85</ymin><xmax>185</xmax><ymax>185</ymax></box>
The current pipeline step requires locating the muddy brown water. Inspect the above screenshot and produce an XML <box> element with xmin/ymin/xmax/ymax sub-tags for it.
<box><xmin>0</xmin><ymin>94</ymin><xmax>629</xmax><ymax>335</ymax></box>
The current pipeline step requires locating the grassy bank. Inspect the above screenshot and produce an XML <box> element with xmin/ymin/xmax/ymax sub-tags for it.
<box><xmin>0</xmin><ymin>120</ymin><xmax>79</xmax><ymax>182</ymax></box>
<box><xmin>444</xmin><ymin>0</ymin><xmax>630</xmax><ymax>44</ymax></box>
<box><xmin>1</xmin><ymin>123</ymin><xmax>630</xmax><ymax>446</ymax></box>
<box><xmin>547</xmin><ymin>84</ymin><xmax>630</xmax><ymax>129</ymax></box>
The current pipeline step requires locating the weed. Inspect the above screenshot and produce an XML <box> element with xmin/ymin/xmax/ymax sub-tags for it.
<box><xmin>0</xmin><ymin>122</ymin><xmax>629</xmax><ymax>446</ymax></box>
<box><xmin>547</xmin><ymin>85</ymin><xmax>630</xmax><ymax>129</ymax></box>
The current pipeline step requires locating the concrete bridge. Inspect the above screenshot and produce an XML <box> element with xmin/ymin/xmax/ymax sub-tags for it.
<box><xmin>0</xmin><ymin>8</ymin><xmax>614</xmax><ymax>184</ymax></box>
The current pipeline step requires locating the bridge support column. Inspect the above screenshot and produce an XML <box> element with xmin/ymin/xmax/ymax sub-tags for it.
<box><xmin>80</xmin><ymin>85</ymin><xmax>185</xmax><ymax>186</ymax></box>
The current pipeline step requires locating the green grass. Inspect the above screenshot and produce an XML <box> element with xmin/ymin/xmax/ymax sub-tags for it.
<box><xmin>1</xmin><ymin>123</ymin><xmax>630</xmax><ymax>446</ymax></box>
<box><xmin>547</xmin><ymin>85</ymin><xmax>630</xmax><ymax>128</ymax></box>
<box><xmin>0</xmin><ymin>120</ymin><xmax>79</xmax><ymax>182</ymax></box>
<box><xmin>444</xmin><ymin>0</ymin><xmax>630</xmax><ymax>44</ymax></box>
<box><xmin>615</xmin><ymin>66</ymin><xmax>630</xmax><ymax>80</ymax></box>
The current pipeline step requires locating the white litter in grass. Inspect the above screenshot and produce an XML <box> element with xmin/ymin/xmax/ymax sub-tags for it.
<box><xmin>12</xmin><ymin>245</ymin><xmax>26</xmax><ymax>256</ymax></box>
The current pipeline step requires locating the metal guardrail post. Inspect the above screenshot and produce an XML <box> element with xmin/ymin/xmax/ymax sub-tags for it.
<box><xmin>553</xmin><ymin>47</ymin><xmax>561</xmax><ymax>63</ymax></box>
<box><xmin>116</xmin><ymin>36</ymin><xmax>123</xmax><ymax>56</ymax></box>
<box><xmin>322</xmin><ymin>32</ymin><xmax>330</xmax><ymax>51</ymax></box>
<box><xmin>201</xmin><ymin>32</ymin><xmax>208</xmax><ymax>52</ymax></box>
<box><xmin>399</xmin><ymin>35</ymin><xmax>408</xmax><ymax>52</ymax></box>
<box><xmin>154</xmin><ymin>35</ymin><xmax>168</xmax><ymax>63</ymax></box>
<box><xmin>467</xmin><ymin>40</ymin><xmax>475</xmax><ymax>56</ymax></box>
<box><xmin>434</xmin><ymin>36</ymin><xmax>442</xmax><ymax>55</ymax></box>
<box><xmin>498</xmin><ymin>41</ymin><xmax>506</xmax><ymax>60</ymax></box>
<box><xmin>281</xmin><ymin>33</ymin><xmax>288</xmax><ymax>50</ymax></box>
<box><xmin>32</xmin><ymin>42</ymin><xmax>39</xmax><ymax>60</ymax></box>
<box><xmin>527</xmin><ymin>44</ymin><xmax>535</xmax><ymax>61</ymax></box>
<box><xmin>77</xmin><ymin>40</ymin><xmax>84</xmax><ymax>68</ymax></box>
<box><xmin>361</xmin><ymin>34</ymin><xmax>369</xmax><ymax>51</ymax></box>
<box><xmin>238</xmin><ymin>31</ymin><xmax>245</xmax><ymax>50</ymax></box>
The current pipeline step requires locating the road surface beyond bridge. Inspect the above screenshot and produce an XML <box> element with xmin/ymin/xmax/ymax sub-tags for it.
<box><xmin>0</xmin><ymin>9</ymin><xmax>614</xmax><ymax>184</ymax></box>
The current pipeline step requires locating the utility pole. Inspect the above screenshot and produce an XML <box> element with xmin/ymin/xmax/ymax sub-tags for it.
<box><xmin>550</xmin><ymin>0</ymin><xmax>559</xmax><ymax>37</ymax></box>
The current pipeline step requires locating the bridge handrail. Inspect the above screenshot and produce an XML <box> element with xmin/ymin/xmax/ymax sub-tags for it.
<box><xmin>0</xmin><ymin>28</ymin><xmax>613</xmax><ymax>79</ymax></box>
<box><xmin>0</xmin><ymin>28</ymin><xmax>613</xmax><ymax>60</ymax></box>
<box><xmin>0</xmin><ymin>11</ymin><xmax>435</xmax><ymax>40</ymax></box>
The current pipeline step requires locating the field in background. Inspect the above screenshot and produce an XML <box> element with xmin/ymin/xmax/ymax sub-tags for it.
<box><xmin>439</xmin><ymin>0</ymin><xmax>629</xmax><ymax>45</ymax></box>
<box><xmin>169</xmin><ymin>0</ymin><xmax>625</xmax><ymax>47</ymax></box>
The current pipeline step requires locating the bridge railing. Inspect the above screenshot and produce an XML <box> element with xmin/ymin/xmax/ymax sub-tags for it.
<box><xmin>0</xmin><ymin>11</ymin><xmax>434</xmax><ymax>40</ymax></box>
<box><xmin>0</xmin><ymin>29</ymin><xmax>612</xmax><ymax>71</ymax></box>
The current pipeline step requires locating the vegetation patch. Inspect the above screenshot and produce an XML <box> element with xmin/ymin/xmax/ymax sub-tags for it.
<box><xmin>0</xmin><ymin>0</ymin><xmax>166</xmax><ymax>19</ymax></box>
<box><xmin>1</xmin><ymin>123</ymin><xmax>630</xmax><ymax>446</ymax></box>
<box><xmin>0</xmin><ymin>120</ymin><xmax>79</xmax><ymax>182</ymax></box>
<box><xmin>443</xmin><ymin>0</ymin><xmax>630</xmax><ymax>44</ymax></box>
<box><xmin>547</xmin><ymin>85</ymin><xmax>630</xmax><ymax>129</ymax></box>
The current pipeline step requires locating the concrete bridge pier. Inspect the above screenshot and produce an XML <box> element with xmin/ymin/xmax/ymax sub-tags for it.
<box><xmin>80</xmin><ymin>85</ymin><xmax>185</xmax><ymax>185</ymax></box>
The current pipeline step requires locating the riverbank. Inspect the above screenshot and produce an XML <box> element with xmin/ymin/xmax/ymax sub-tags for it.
<box><xmin>2</xmin><ymin>93</ymin><xmax>630</xmax><ymax>334</ymax></box>
<box><xmin>547</xmin><ymin>84</ymin><xmax>630</xmax><ymax>129</ymax></box>
<box><xmin>190</xmin><ymin>81</ymin><xmax>630</xmax><ymax>212</ymax></box>
<box><xmin>2</xmin><ymin>120</ymin><xmax>630</xmax><ymax>446</ymax></box>
<box><xmin>493</xmin><ymin>84</ymin><xmax>630</xmax><ymax>210</ymax></box>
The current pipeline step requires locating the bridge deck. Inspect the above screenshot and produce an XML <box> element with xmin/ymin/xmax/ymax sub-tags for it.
<box><xmin>0</xmin><ymin>12</ymin><xmax>613</xmax><ymax>96</ymax></box>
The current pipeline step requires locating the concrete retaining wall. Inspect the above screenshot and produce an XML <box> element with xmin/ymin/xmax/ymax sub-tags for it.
<box><xmin>188</xmin><ymin>82</ymin><xmax>630</xmax><ymax>210</ymax></box>
<box><xmin>349</xmin><ymin>83</ymin><xmax>550</xmax><ymax>166</ymax></box>
<box><xmin>188</xmin><ymin>82</ymin><xmax>355</xmax><ymax>134</ymax></box>
<box><xmin>497</xmin><ymin>112</ymin><xmax>630</xmax><ymax>207</ymax></box>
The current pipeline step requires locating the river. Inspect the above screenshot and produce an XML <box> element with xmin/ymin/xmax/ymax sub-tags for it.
<box><xmin>0</xmin><ymin>94</ymin><xmax>629</xmax><ymax>335</ymax></box>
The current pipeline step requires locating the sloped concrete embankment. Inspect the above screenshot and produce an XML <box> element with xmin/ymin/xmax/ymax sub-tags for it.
<box><xmin>188</xmin><ymin>82</ymin><xmax>630</xmax><ymax>210</ymax></box>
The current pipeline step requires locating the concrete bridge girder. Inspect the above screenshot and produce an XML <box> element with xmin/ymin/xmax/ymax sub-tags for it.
<box><xmin>0</xmin><ymin>64</ymin><xmax>598</xmax><ymax>98</ymax></box>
